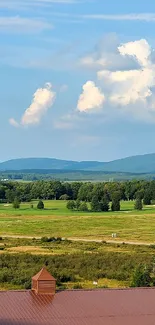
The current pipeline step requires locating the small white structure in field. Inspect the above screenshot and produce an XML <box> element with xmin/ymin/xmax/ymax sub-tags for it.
<box><xmin>112</xmin><ymin>233</ymin><xmax>117</xmax><ymax>238</ymax></box>
<box><xmin>93</xmin><ymin>281</ymin><xmax>98</xmax><ymax>285</ymax></box>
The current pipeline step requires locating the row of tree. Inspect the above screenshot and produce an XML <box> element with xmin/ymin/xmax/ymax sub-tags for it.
<box><xmin>67</xmin><ymin>193</ymin><xmax>144</xmax><ymax>212</ymax></box>
<box><xmin>0</xmin><ymin>179</ymin><xmax>155</xmax><ymax>205</ymax></box>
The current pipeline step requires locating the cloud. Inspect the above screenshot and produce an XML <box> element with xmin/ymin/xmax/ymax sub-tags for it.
<box><xmin>118</xmin><ymin>39</ymin><xmax>151</xmax><ymax>67</ymax></box>
<box><xmin>79</xmin><ymin>37</ymin><xmax>155</xmax><ymax>122</ymax></box>
<box><xmin>79</xmin><ymin>34</ymin><xmax>139</xmax><ymax>72</ymax></box>
<box><xmin>79</xmin><ymin>13</ymin><xmax>155</xmax><ymax>22</ymax></box>
<box><xmin>46</xmin><ymin>12</ymin><xmax>155</xmax><ymax>24</ymax></box>
<box><xmin>0</xmin><ymin>0</ymin><xmax>85</xmax><ymax>10</ymax></box>
<box><xmin>0</xmin><ymin>16</ymin><xmax>53</xmax><ymax>33</ymax></box>
<box><xmin>99</xmin><ymin>68</ymin><xmax>153</xmax><ymax>106</ymax></box>
<box><xmin>9</xmin><ymin>118</ymin><xmax>19</xmax><ymax>128</ymax></box>
<box><xmin>77</xmin><ymin>81</ymin><xmax>105</xmax><ymax>112</ymax></box>
<box><xmin>98</xmin><ymin>39</ymin><xmax>155</xmax><ymax>107</ymax></box>
<box><xmin>10</xmin><ymin>83</ymin><xmax>56</xmax><ymax>127</ymax></box>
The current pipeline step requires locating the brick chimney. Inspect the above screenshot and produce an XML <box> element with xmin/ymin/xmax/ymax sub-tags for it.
<box><xmin>32</xmin><ymin>267</ymin><xmax>56</xmax><ymax>295</ymax></box>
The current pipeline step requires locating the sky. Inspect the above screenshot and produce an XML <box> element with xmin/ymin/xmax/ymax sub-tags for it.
<box><xmin>1</xmin><ymin>0</ymin><xmax>155</xmax><ymax>162</ymax></box>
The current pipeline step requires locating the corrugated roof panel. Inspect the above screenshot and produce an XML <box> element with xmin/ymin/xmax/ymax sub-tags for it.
<box><xmin>1</xmin><ymin>288</ymin><xmax>155</xmax><ymax>325</ymax></box>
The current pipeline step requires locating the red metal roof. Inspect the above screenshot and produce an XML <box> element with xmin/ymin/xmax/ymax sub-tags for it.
<box><xmin>1</xmin><ymin>287</ymin><xmax>155</xmax><ymax>325</ymax></box>
<box><xmin>32</xmin><ymin>267</ymin><xmax>56</xmax><ymax>281</ymax></box>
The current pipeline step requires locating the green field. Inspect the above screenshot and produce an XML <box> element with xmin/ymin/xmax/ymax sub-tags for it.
<box><xmin>1</xmin><ymin>200</ymin><xmax>155</xmax><ymax>243</ymax></box>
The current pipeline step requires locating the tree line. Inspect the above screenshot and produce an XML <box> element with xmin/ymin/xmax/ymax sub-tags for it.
<box><xmin>0</xmin><ymin>179</ymin><xmax>154</xmax><ymax>210</ymax></box>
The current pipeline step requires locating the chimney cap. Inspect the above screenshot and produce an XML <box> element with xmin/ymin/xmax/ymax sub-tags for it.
<box><xmin>32</xmin><ymin>267</ymin><xmax>56</xmax><ymax>281</ymax></box>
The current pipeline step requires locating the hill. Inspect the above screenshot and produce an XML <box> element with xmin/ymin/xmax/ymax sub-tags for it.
<box><xmin>0</xmin><ymin>158</ymin><xmax>104</xmax><ymax>171</ymax></box>
<box><xmin>0</xmin><ymin>153</ymin><xmax>155</xmax><ymax>173</ymax></box>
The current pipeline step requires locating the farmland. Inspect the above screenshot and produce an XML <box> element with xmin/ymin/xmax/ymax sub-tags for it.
<box><xmin>1</xmin><ymin>200</ymin><xmax>155</xmax><ymax>243</ymax></box>
<box><xmin>1</xmin><ymin>199</ymin><xmax>155</xmax><ymax>291</ymax></box>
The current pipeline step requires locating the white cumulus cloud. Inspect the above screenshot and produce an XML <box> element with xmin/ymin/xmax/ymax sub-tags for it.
<box><xmin>118</xmin><ymin>39</ymin><xmax>151</xmax><ymax>67</ymax></box>
<box><xmin>77</xmin><ymin>81</ymin><xmax>105</xmax><ymax>112</ymax></box>
<box><xmin>10</xmin><ymin>83</ymin><xmax>56</xmax><ymax>127</ymax></box>
<box><xmin>79</xmin><ymin>37</ymin><xmax>155</xmax><ymax>121</ymax></box>
<box><xmin>98</xmin><ymin>39</ymin><xmax>155</xmax><ymax>107</ymax></box>
<box><xmin>98</xmin><ymin>68</ymin><xmax>154</xmax><ymax>106</ymax></box>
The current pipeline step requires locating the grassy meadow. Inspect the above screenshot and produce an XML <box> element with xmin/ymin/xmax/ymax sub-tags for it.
<box><xmin>1</xmin><ymin>237</ymin><xmax>155</xmax><ymax>290</ymax></box>
<box><xmin>1</xmin><ymin>200</ymin><xmax>155</xmax><ymax>242</ymax></box>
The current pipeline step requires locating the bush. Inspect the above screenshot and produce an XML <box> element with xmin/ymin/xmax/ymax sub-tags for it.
<box><xmin>13</xmin><ymin>198</ymin><xmax>20</xmax><ymax>209</ymax></box>
<box><xmin>134</xmin><ymin>198</ymin><xmax>143</xmax><ymax>210</ymax></box>
<box><xmin>37</xmin><ymin>200</ymin><xmax>44</xmax><ymax>210</ymax></box>
<box><xmin>73</xmin><ymin>284</ymin><xmax>82</xmax><ymax>289</ymax></box>
<box><xmin>79</xmin><ymin>202</ymin><xmax>88</xmax><ymax>212</ymax></box>
<box><xmin>131</xmin><ymin>265</ymin><xmax>152</xmax><ymax>287</ymax></box>
<box><xmin>66</xmin><ymin>200</ymin><xmax>76</xmax><ymax>210</ymax></box>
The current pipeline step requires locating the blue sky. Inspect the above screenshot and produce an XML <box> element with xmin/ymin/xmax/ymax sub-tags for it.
<box><xmin>1</xmin><ymin>0</ymin><xmax>155</xmax><ymax>162</ymax></box>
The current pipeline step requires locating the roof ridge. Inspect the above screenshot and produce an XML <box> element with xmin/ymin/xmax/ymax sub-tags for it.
<box><xmin>32</xmin><ymin>267</ymin><xmax>56</xmax><ymax>281</ymax></box>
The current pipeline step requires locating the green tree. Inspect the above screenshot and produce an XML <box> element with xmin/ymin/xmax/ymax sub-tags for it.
<box><xmin>134</xmin><ymin>198</ymin><xmax>143</xmax><ymax>210</ymax></box>
<box><xmin>101</xmin><ymin>196</ymin><xmax>109</xmax><ymax>212</ymax></box>
<box><xmin>111</xmin><ymin>191</ymin><xmax>120</xmax><ymax>211</ymax></box>
<box><xmin>79</xmin><ymin>202</ymin><xmax>88</xmax><ymax>212</ymax></box>
<box><xmin>91</xmin><ymin>195</ymin><xmax>102</xmax><ymax>212</ymax></box>
<box><xmin>143</xmin><ymin>190</ymin><xmax>152</xmax><ymax>205</ymax></box>
<box><xmin>59</xmin><ymin>194</ymin><xmax>70</xmax><ymax>200</ymax></box>
<box><xmin>76</xmin><ymin>199</ymin><xmax>81</xmax><ymax>211</ymax></box>
<box><xmin>66</xmin><ymin>200</ymin><xmax>76</xmax><ymax>210</ymax></box>
<box><xmin>13</xmin><ymin>198</ymin><xmax>20</xmax><ymax>209</ymax></box>
<box><xmin>37</xmin><ymin>200</ymin><xmax>44</xmax><ymax>210</ymax></box>
<box><xmin>131</xmin><ymin>265</ymin><xmax>151</xmax><ymax>287</ymax></box>
<box><xmin>6</xmin><ymin>189</ymin><xmax>15</xmax><ymax>203</ymax></box>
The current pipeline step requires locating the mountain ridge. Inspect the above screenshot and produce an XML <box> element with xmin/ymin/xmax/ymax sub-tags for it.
<box><xmin>1</xmin><ymin>153</ymin><xmax>155</xmax><ymax>173</ymax></box>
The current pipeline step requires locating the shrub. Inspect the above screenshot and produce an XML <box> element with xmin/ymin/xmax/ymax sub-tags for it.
<box><xmin>131</xmin><ymin>265</ymin><xmax>151</xmax><ymax>287</ymax></box>
<box><xmin>37</xmin><ymin>200</ymin><xmax>44</xmax><ymax>210</ymax></box>
<box><xmin>134</xmin><ymin>198</ymin><xmax>143</xmax><ymax>210</ymax></box>
<box><xmin>13</xmin><ymin>198</ymin><xmax>20</xmax><ymax>209</ymax></box>
<box><xmin>73</xmin><ymin>284</ymin><xmax>82</xmax><ymax>289</ymax></box>
<box><xmin>66</xmin><ymin>200</ymin><xmax>76</xmax><ymax>210</ymax></box>
<box><xmin>79</xmin><ymin>202</ymin><xmax>88</xmax><ymax>212</ymax></box>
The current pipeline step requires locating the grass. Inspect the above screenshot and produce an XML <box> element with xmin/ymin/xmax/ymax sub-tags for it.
<box><xmin>1</xmin><ymin>200</ymin><xmax>155</xmax><ymax>242</ymax></box>
<box><xmin>1</xmin><ymin>237</ymin><xmax>155</xmax><ymax>290</ymax></box>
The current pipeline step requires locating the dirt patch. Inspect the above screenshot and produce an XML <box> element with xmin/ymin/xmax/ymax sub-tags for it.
<box><xmin>7</xmin><ymin>246</ymin><xmax>50</xmax><ymax>254</ymax></box>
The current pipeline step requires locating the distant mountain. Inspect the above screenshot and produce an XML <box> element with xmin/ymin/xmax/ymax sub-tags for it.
<box><xmin>99</xmin><ymin>153</ymin><xmax>155</xmax><ymax>173</ymax></box>
<box><xmin>1</xmin><ymin>153</ymin><xmax>155</xmax><ymax>173</ymax></box>
<box><xmin>0</xmin><ymin>158</ymin><xmax>105</xmax><ymax>171</ymax></box>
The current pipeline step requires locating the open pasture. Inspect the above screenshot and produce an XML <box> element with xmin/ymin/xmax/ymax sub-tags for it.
<box><xmin>1</xmin><ymin>200</ymin><xmax>155</xmax><ymax>243</ymax></box>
